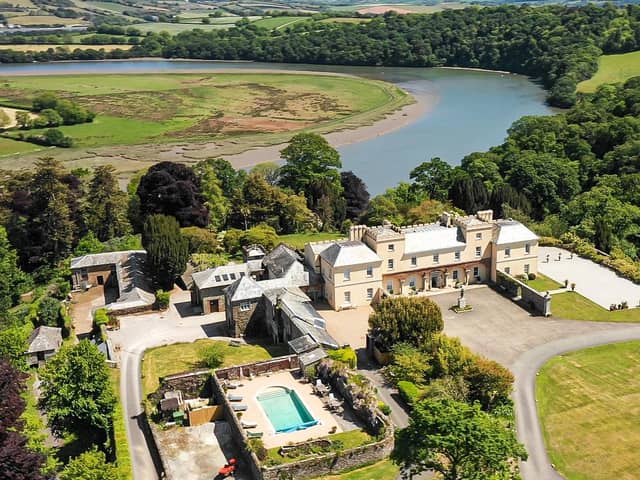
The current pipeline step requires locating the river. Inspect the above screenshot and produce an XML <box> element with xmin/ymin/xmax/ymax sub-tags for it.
<box><xmin>0</xmin><ymin>60</ymin><xmax>555</xmax><ymax>194</ymax></box>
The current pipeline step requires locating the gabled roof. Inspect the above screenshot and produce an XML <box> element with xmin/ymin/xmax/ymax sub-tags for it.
<box><xmin>262</xmin><ymin>243</ymin><xmax>301</xmax><ymax>278</ymax></box>
<box><xmin>26</xmin><ymin>326</ymin><xmax>62</xmax><ymax>353</ymax></box>
<box><xmin>495</xmin><ymin>220</ymin><xmax>539</xmax><ymax>245</ymax></box>
<box><xmin>192</xmin><ymin>263</ymin><xmax>249</xmax><ymax>290</ymax></box>
<box><xmin>70</xmin><ymin>250</ymin><xmax>145</xmax><ymax>269</ymax></box>
<box><xmin>319</xmin><ymin>241</ymin><xmax>381</xmax><ymax>267</ymax></box>
<box><xmin>226</xmin><ymin>276</ymin><xmax>263</xmax><ymax>302</ymax></box>
<box><xmin>403</xmin><ymin>224</ymin><xmax>466</xmax><ymax>255</ymax></box>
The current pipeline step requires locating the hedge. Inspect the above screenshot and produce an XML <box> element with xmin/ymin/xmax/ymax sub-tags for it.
<box><xmin>327</xmin><ymin>347</ymin><xmax>358</xmax><ymax>369</ymax></box>
<box><xmin>397</xmin><ymin>381</ymin><xmax>423</xmax><ymax>406</ymax></box>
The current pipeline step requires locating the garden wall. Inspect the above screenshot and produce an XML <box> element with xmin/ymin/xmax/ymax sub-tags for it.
<box><xmin>215</xmin><ymin>355</ymin><xmax>300</xmax><ymax>380</ymax></box>
<box><xmin>494</xmin><ymin>271</ymin><xmax>551</xmax><ymax>316</ymax></box>
<box><xmin>148</xmin><ymin>369</ymin><xmax>212</xmax><ymax>405</ymax></box>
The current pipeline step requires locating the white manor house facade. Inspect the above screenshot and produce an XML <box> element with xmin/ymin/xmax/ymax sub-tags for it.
<box><xmin>305</xmin><ymin>209</ymin><xmax>539</xmax><ymax>310</ymax></box>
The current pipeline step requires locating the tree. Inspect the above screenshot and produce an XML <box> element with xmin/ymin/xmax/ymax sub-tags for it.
<box><xmin>0</xmin><ymin>358</ymin><xmax>27</xmax><ymax>435</ymax></box>
<box><xmin>369</xmin><ymin>297</ymin><xmax>443</xmax><ymax>351</ymax></box>
<box><xmin>394</xmin><ymin>399</ymin><xmax>527</xmax><ymax>480</ymax></box>
<box><xmin>464</xmin><ymin>356</ymin><xmax>515</xmax><ymax>411</ymax></box>
<box><xmin>251</xmin><ymin>162</ymin><xmax>281</xmax><ymax>185</ymax></box>
<box><xmin>39</xmin><ymin>341</ymin><xmax>115</xmax><ymax>441</ymax></box>
<box><xmin>36</xmin><ymin>296</ymin><xmax>62</xmax><ymax>328</ymax></box>
<box><xmin>84</xmin><ymin>165</ymin><xmax>130</xmax><ymax>241</ymax></box>
<box><xmin>181</xmin><ymin>227</ymin><xmax>218</xmax><ymax>254</ymax></box>
<box><xmin>383</xmin><ymin>342</ymin><xmax>431</xmax><ymax>385</ymax></box>
<box><xmin>136</xmin><ymin>161</ymin><xmax>210</xmax><ymax>227</ymax></box>
<box><xmin>0</xmin><ymin>327</ymin><xmax>29</xmax><ymax>371</ymax></box>
<box><xmin>142</xmin><ymin>214</ymin><xmax>189</xmax><ymax>289</ymax></box>
<box><xmin>15</xmin><ymin>111</ymin><xmax>31</xmax><ymax>129</ymax></box>
<box><xmin>193</xmin><ymin>159</ymin><xmax>231</xmax><ymax>230</ymax></box>
<box><xmin>341</xmin><ymin>171</ymin><xmax>370</xmax><ymax>221</ymax></box>
<box><xmin>449</xmin><ymin>177</ymin><xmax>489</xmax><ymax>214</ymax></box>
<box><xmin>59</xmin><ymin>450</ymin><xmax>120</xmax><ymax>480</ymax></box>
<box><xmin>410</xmin><ymin>157</ymin><xmax>453</xmax><ymax>201</ymax></box>
<box><xmin>0</xmin><ymin>226</ymin><xmax>30</xmax><ymax>314</ymax></box>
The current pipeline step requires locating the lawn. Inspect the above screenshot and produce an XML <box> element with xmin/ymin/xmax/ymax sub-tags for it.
<box><xmin>537</xmin><ymin>341</ymin><xmax>640</xmax><ymax>480</ymax></box>
<box><xmin>0</xmin><ymin>72</ymin><xmax>409</xmax><ymax>151</ymax></box>
<box><xmin>252</xmin><ymin>16</ymin><xmax>306</xmax><ymax>30</ymax></box>
<box><xmin>577</xmin><ymin>51</ymin><xmax>640</xmax><ymax>93</ymax></box>
<box><xmin>0</xmin><ymin>137</ymin><xmax>42</xmax><ymax>156</ymax></box>
<box><xmin>109</xmin><ymin>369</ymin><xmax>133</xmax><ymax>479</ymax></box>
<box><xmin>278</xmin><ymin>232</ymin><xmax>344</xmax><ymax>250</ymax></box>
<box><xmin>551</xmin><ymin>291</ymin><xmax>640</xmax><ymax>322</ymax></box>
<box><xmin>141</xmin><ymin>339</ymin><xmax>273</xmax><ymax>396</ymax></box>
<box><xmin>316</xmin><ymin>460</ymin><xmax>399</xmax><ymax>480</ymax></box>
<box><xmin>0</xmin><ymin>44</ymin><xmax>132</xmax><ymax>52</ymax></box>
<box><xmin>526</xmin><ymin>273</ymin><xmax>563</xmax><ymax>292</ymax></box>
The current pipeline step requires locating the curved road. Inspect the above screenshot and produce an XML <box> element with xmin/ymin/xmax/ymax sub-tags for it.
<box><xmin>513</xmin><ymin>326</ymin><xmax>640</xmax><ymax>479</ymax></box>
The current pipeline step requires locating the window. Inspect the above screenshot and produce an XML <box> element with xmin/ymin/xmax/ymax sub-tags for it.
<box><xmin>344</xmin><ymin>291</ymin><xmax>351</xmax><ymax>303</ymax></box>
<box><xmin>504</xmin><ymin>267</ymin><xmax>510</xmax><ymax>274</ymax></box>
<box><xmin>433</xmin><ymin>254</ymin><xmax>439</xmax><ymax>264</ymax></box>
<box><xmin>388</xmin><ymin>259</ymin><xmax>394</xmax><ymax>270</ymax></box>
<box><xmin>388</xmin><ymin>244</ymin><xmax>395</xmax><ymax>252</ymax></box>
<box><xmin>229</xmin><ymin>273</ymin><xmax>236</xmax><ymax>280</ymax></box>
<box><xmin>411</xmin><ymin>256</ymin><xmax>417</xmax><ymax>266</ymax></box>
<box><xmin>366</xmin><ymin>265</ymin><xmax>373</xmax><ymax>277</ymax></box>
<box><xmin>475</xmin><ymin>232</ymin><xmax>482</xmax><ymax>240</ymax></box>
<box><xmin>455</xmin><ymin>251</ymin><xmax>461</xmax><ymax>261</ymax></box>
<box><xmin>81</xmin><ymin>268</ymin><xmax>88</xmax><ymax>281</ymax></box>
<box><xmin>473</xmin><ymin>266</ymin><xmax>480</xmax><ymax>278</ymax></box>
<box><xmin>366</xmin><ymin>288</ymin><xmax>373</xmax><ymax>300</ymax></box>
<box><xmin>386</xmin><ymin>281</ymin><xmax>393</xmax><ymax>293</ymax></box>
<box><xmin>240</xmin><ymin>301</ymin><xmax>251</xmax><ymax>311</ymax></box>
<box><xmin>475</xmin><ymin>246</ymin><xmax>481</xmax><ymax>258</ymax></box>
<box><xmin>505</xmin><ymin>247</ymin><xmax>511</xmax><ymax>257</ymax></box>
<box><xmin>524</xmin><ymin>264</ymin><xmax>530</xmax><ymax>274</ymax></box>
<box><xmin>343</xmin><ymin>270</ymin><xmax>351</xmax><ymax>281</ymax></box>
<box><xmin>525</xmin><ymin>243</ymin><xmax>531</xmax><ymax>254</ymax></box>
<box><xmin>409</xmin><ymin>277</ymin><xmax>416</xmax><ymax>288</ymax></box>
<box><xmin>222</xmin><ymin>274</ymin><xmax>229</xmax><ymax>281</ymax></box>
<box><xmin>452</xmin><ymin>270</ymin><xmax>458</xmax><ymax>281</ymax></box>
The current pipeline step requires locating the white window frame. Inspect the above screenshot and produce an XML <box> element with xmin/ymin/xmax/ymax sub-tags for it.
<box><xmin>388</xmin><ymin>244</ymin><xmax>395</xmax><ymax>252</ymax></box>
<box><xmin>411</xmin><ymin>256</ymin><xmax>417</xmax><ymax>266</ymax></box>
<box><xmin>475</xmin><ymin>232</ymin><xmax>482</xmax><ymax>240</ymax></box>
<box><xmin>386</xmin><ymin>281</ymin><xmax>393</xmax><ymax>293</ymax></box>
<box><xmin>366</xmin><ymin>288</ymin><xmax>373</xmax><ymax>300</ymax></box>
<box><xmin>525</xmin><ymin>243</ymin><xmax>531</xmax><ymax>254</ymax></box>
<box><xmin>388</xmin><ymin>259</ymin><xmax>394</xmax><ymax>270</ymax></box>
<box><xmin>454</xmin><ymin>251</ymin><xmax>461</xmax><ymax>261</ymax></box>
<box><xmin>366</xmin><ymin>265</ymin><xmax>373</xmax><ymax>277</ymax></box>
<box><xmin>504</xmin><ymin>267</ymin><xmax>510</xmax><ymax>275</ymax></box>
<box><xmin>505</xmin><ymin>247</ymin><xmax>511</xmax><ymax>257</ymax></box>
<box><xmin>344</xmin><ymin>291</ymin><xmax>351</xmax><ymax>303</ymax></box>
<box><xmin>240</xmin><ymin>301</ymin><xmax>251</xmax><ymax>311</ymax></box>
<box><xmin>452</xmin><ymin>270</ymin><xmax>458</xmax><ymax>281</ymax></box>
<box><xmin>433</xmin><ymin>254</ymin><xmax>439</xmax><ymax>264</ymax></box>
<box><xmin>524</xmin><ymin>264</ymin><xmax>530</xmax><ymax>274</ymax></box>
<box><xmin>343</xmin><ymin>270</ymin><xmax>351</xmax><ymax>281</ymax></box>
<box><xmin>473</xmin><ymin>266</ymin><xmax>480</xmax><ymax>278</ymax></box>
<box><xmin>409</xmin><ymin>277</ymin><xmax>416</xmax><ymax>288</ymax></box>
<box><xmin>475</xmin><ymin>246</ymin><xmax>481</xmax><ymax>258</ymax></box>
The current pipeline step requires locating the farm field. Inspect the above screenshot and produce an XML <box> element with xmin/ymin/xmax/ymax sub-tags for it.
<box><xmin>331</xmin><ymin>2</ymin><xmax>469</xmax><ymax>13</ymax></box>
<box><xmin>8</xmin><ymin>15</ymin><xmax>87</xmax><ymax>25</ymax></box>
<box><xmin>537</xmin><ymin>341</ymin><xmax>640</xmax><ymax>480</ymax></box>
<box><xmin>320</xmin><ymin>17</ymin><xmax>371</xmax><ymax>24</ymax></box>
<box><xmin>0</xmin><ymin>44</ymin><xmax>132</xmax><ymax>52</ymax></box>
<box><xmin>0</xmin><ymin>72</ymin><xmax>409</xmax><ymax>155</ymax></box>
<box><xmin>577</xmin><ymin>51</ymin><xmax>640</xmax><ymax>93</ymax></box>
<box><xmin>251</xmin><ymin>16</ymin><xmax>306</xmax><ymax>29</ymax></box>
<box><xmin>134</xmin><ymin>18</ymin><xmax>260</xmax><ymax>33</ymax></box>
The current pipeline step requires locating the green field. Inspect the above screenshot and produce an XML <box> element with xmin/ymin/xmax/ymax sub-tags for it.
<box><xmin>0</xmin><ymin>44</ymin><xmax>132</xmax><ymax>52</ymax></box>
<box><xmin>9</xmin><ymin>15</ymin><xmax>86</xmax><ymax>25</ymax></box>
<box><xmin>134</xmin><ymin>18</ymin><xmax>261</xmax><ymax>33</ymax></box>
<box><xmin>577</xmin><ymin>51</ymin><xmax>640</xmax><ymax>93</ymax></box>
<box><xmin>320</xmin><ymin>17</ymin><xmax>371</xmax><ymax>24</ymax></box>
<box><xmin>251</xmin><ymin>16</ymin><xmax>306</xmax><ymax>30</ymax></box>
<box><xmin>141</xmin><ymin>339</ymin><xmax>274</xmax><ymax>396</ymax></box>
<box><xmin>537</xmin><ymin>341</ymin><xmax>640</xmax><ymax>480</ymax></box>
<box><xmin>552</xmin><ymin>291</ymin><xmax>640</xmax><ymax>322</ymax></box>
<box><xmin>0</xmin><ymin>72</ymin><xmax>409</xmax><ymax>155</ymax></box>
<box><xmin>0</xmin><ymin>137</ymin><xmax>42</xmax><ymax>156</ymax></box>
<box><xmin>331</xmin><ymin>3</ymin><xmax>468</xmax><ymax>13</ymax></box>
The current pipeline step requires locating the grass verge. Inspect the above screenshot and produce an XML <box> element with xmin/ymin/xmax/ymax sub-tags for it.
<box><xmin>141</xmin><ymin>339</ymin><xmax>273</xmax><ymax>397</ymax></box>
<box><xmin>109</xmin><ymin>369</ymin><xmax>132</xmax><ymax>479</ymax></box>
<box><xmin>551</xmin><ymin>291</ymin><xmax>640</xmax><ymax>322</ymax></box>
<box><xmin>577</xmin><ymin>51</ymin><xmax>640</xmax><ymax>93</ymax></box>
<box><xmin>537</xmin><ymin>341</ymin><xmax>640</xmax><ymax>480</ymax></box>
<box><xmin>527</xmin><ymin>273</ymin><xmax>563</xmax><ymax>292</ymax></box>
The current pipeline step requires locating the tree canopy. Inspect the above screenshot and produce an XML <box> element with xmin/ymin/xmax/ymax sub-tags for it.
<box><xmin>142</xmin><ymin>214</ymin><xmax>189</xmax><ymax>289</ymax></box>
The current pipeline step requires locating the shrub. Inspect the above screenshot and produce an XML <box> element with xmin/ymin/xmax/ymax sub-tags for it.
<box><xmin>327</xmin><ymin>347</ymin><xmax>357</xmax><ymax>369</ymax></box>
<box><xmin>156</xmin><ymin>290</ymin><xmax>170</xmax><ymax>310</ymax></box>
<box><xmin>527</xmin><ymin>272</ymin><xmax>536</xmax><ymax>280</ymax></box>
<box><xmin>201</xmin><ymin>343</ymin><xmax>225</xmax><ymax>369</ymax></box>
<box><xmin>397</xmin><ymin>380</ymin><xmax>423</xmax><ymax>406</ymax></box>
<box><xmin>464</xmin><ymin>356</ymin><xmax>514</xmax><ymax>411</ymax></box>
<box><xmin>37</xmin><ymin>296</ymin><xmax>62</xmax><ymax>328</ymax></box>
<box><xmin>248</xmin><ymin>438</ymin><xmax>267</xmax><ymax>461</ymax></box>
<box><xmin>383</xmin><ymin>342</ymin><xmax>430</xmax><ymax>385</ymax></box>
<box><xmin>378</xmin><ymin>402</ymin><xmax>392</xmax><ymax>416</ymax></box>
<box><xmin>181</xmin><ymin>226</ymin><xmax>218</xmax><ymax>254</ymax></box>
<box><xmin>304</xmin><ymin>364</ymin><xmax>317</xmax><ymax>380</ymax></box>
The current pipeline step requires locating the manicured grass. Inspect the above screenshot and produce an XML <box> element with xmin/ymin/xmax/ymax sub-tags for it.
<box><xmin>0</xmin><ymin>137</ymin><xmax>42</xmax><ymax>156</ymax></box>
<box><xmin>278</xmin><ymin>232</ymin><xmax>344</xmax><ymax>250</ymax></box>
<box><xmin>551</xmin><ymin>291</ymin><xmax>640</xmax><ymax>322</ymax></box>
<box><xmin>0</xmin><ymin>72</ymin><xmax>409</xmax><ymax>151</ymax></box>
<box><xmin>537</xmin><ymin>341</ymin><xmax>640</xmax><ymax>480</ymax></box>
<box><xmin>316</xmin><ymin>459</ymin><xmax>399</xmax><ymax>480</ymax></box>
<box><xmin>252</xmin><ymin>16</ymin><xmax>306</xmax><ymax>30</ymax></box>
<box><xmin>109</xmin><ymin>369</ymin><xmax>133</xmax><ymax>480</ymax></box>
<box><xmin>0</xmin><ymin>44</ymin><xmax>132</xmax><ymax>52</ymax></box>
<box><xmin>526</xmin><ymin>273</ymin><xmax>563</xmax><ymax>292</ymax></box>
<box><xmin>141</xmin><ymin>339</ymin><xmax>273</xmax><ymax>397</ymax></box>
<box><xmin>577</xmin><ymin>51</ymin><xmax>640</xmax><ymax>93</ymax></box>
<box><xmin>266</xmin><ymin>429</ymin><xmax>375</xmax><ymax>465</ymax></box>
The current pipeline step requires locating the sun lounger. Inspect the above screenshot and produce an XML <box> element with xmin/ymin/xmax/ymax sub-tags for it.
<box><xmin>232</xmin><ymin>404</ymin><xmax>248</xmax><ymax>412</ymax></box>
<box><xmin>227</xmin><ymin>394</ymin><xmax>243</xmax><ymax>402</ymax></box>
<box><xmin>247</xmin><ymin>431</ymin><xmax>263</xmax><ymax>438</ymax></box>
<box><xmin>241</xmin><ymin>420</ymin><xmax>258</xmax><ymax>429</ymax></box>
<box><xmin>223</xmin><ymin>380</ymin><xmax>243</xmax><ymax>389</ymax></box>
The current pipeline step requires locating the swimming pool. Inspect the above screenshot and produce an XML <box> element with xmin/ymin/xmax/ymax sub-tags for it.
<box><xmin>257</xmin><ymin>386</ymin><xmax>318</xmax><ymax>433</ymax></box>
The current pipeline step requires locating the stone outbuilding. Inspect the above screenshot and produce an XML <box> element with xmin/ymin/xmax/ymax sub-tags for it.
<box><xmin>25</xmin><ymin>326</ymin><xmax>62</xmax><ymax>367</ymax></box>
<box><xmin>191</xmin><ymin>264</ymin><xmax>249</xmax><ymax>314</ymax></box>
<box><xmin>224</xmin><ymin>276</ymin><xmax>265</xmax><ymax>337</ymax></box>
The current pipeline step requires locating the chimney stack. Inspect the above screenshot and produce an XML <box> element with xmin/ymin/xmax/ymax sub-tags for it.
<box><xmin>476</xmin><ymin>209</ymin><xmax>494</xmax><ymax>222</ymax></box>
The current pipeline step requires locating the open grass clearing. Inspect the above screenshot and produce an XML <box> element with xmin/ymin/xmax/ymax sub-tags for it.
<box><xmin>577</xmin><ymin>51</ymin><xmax>640</xmax><ymax>93</ymax></box>
<box><xmin>552</xmin><ymin>291</ymin><xmax>640</xmax><ymax>322</ymax></box>
<box><xmin>278</xmin><ymin>232</ymin><xmax>344</xmax><ymax>250</ymax></box>
<box><xmin>141</xmin><ymin>339</ymin><xmax>273</xmax><ymax>397</ymax></box>
<box><xmin>315</xmin><ymin>459</ymin><xmax>399</xmax><ymax>480</ymax></box>
<box><xmin>537</xmin><ymin>341</ymin><xmax>640</xmax><ymax>480</ymax></box>
<box><xmin>0</xmin><ymin>72</ymin><xmax>409</xmax><ymax>149</ymax></box>
<box><xmin>0</xmin><ymin>44</ymin><xmax>132</xmax><ymax>52</ymax></box>
<box><xmin>526</xmin><ymin>273</ymin><xmax>563</xmax><ymax>292</ymax></box>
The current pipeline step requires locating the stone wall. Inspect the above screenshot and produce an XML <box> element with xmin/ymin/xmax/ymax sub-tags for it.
<box><xmin>229</xmin><ymin>300</ymin><xmax>265</xmax><ymax>337</ymax></box>
<box><xmin>148</xmin><ymin>369</ymin><xmax>212</xmax><ymax>405</ymax></box>
<box><xmin>216</xmin><ymin>355</ymin><xmax>300</xmax><ymax>380</ymax></box>
<box><xmin>494</xmin><ymin>271</ymin><xmax>551</xmax><ymax>316</ymax></box>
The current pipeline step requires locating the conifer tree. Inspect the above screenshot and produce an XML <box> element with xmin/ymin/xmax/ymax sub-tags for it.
<box><xmin>142</xmin><ymin>214</ymin><xmax>189</xmax><ymax>289</ymax></box>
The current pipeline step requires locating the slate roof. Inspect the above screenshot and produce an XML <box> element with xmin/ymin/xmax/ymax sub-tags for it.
<box><xmin>70</xmin><ymin>250</ymin><xmax>145</xmax><ymax>269</ymax></box>
<box><xmin>226</xmin><ymin>276</ymin><xmax>264</xmax><ymax>302</ymax></box>
<box><xmin>192</xmin><ymin>264</ymin><xmax>249</xmax><ymax>290</ymax></box>
<box><xmin>319</xmin><ymin>241</ymin><xmax>382</xmax><ymax>267</ymax></box>
<box><xmin>262</xmin><ymin>243</ymin><xmax>301</xmax><ymax>278</ymax></box>
<box><xmin>495</xmin><ymin>220</ymin><xmax>539</xmax><ymax>245</ymax></box>
<box><xmin>288</xmin><ymin>334</ymin><xmax>319</xmax><ymax>354</ymax></box>
<box><xmin>403</xmin><ymin>224</ymin><xmax>467</xmax><ymax>255</ymax></box>
<box><xmin>26</xmin><ymin>326</ymin><xmax>62</xmax><ymax>353</ymax></box>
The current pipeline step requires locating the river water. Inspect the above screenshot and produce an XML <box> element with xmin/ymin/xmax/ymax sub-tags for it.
<box><xmin>0</xmin><ymin>60</ymin><xmax>555</xmax><ymax>194</ymax></box>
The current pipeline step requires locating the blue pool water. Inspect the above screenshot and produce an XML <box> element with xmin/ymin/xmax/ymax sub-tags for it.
<box><xmin>257</xmin><ymin>387</ymin><xmax>318</xmax><ymax>433</ymax></box>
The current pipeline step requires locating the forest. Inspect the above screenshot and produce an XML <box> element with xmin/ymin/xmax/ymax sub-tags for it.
<box><xmin>1</xmin><ymin>4</ymin><xmax>640</xmax><ymax>106</ymax></box>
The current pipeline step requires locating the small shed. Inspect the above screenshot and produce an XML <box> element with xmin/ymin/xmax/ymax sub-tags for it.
<box><xmin>298</xmin><ymin>347</ymin><xmax>328</xmax><ymax>373</ymax></box>
<box><xmin>25</xmin><ymin>326</ymin><xmax>62</xmax><ymax>367</ymax></box>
